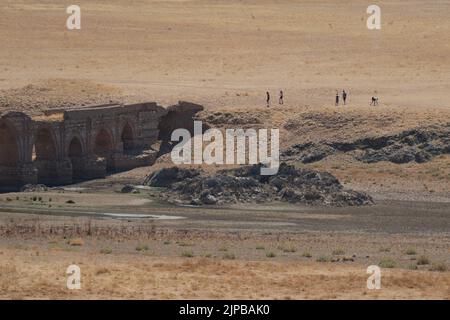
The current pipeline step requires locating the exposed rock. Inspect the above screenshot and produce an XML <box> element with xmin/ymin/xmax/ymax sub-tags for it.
<box><xmin>144</xmin><ymin>163</ymin><xmax>373</xmax><ymax>207</ymax></box>
<box><xmin>200</xmin><ymin>192</ymin><xmax>218</xmax><ymax>205</ymax></box>
<box><xmin>20</xmin><ymin>184</ymin><xmax>48</xmax><ymax>192</ymax></box>
<box><xmin>199</xmin><ymin>111</ymin><xmax>262</xmax><ymax>127</ymax></box>
<box><xmin>144</xmin><ymin>167</ymin><xmax>201</xmax><ymax>187</ymax></box>
<box><xmin>121</xmin><ymin>184</ymin><xmax>136</xmax><ymax>193</ymax></box>
<box><xmin>282</xmin><ymin>124</ymin><xmax>450</xmax><ymax>164</ymax></box>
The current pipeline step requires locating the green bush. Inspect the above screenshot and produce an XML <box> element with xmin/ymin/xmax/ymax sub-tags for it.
<box><xmin>379</xmin><ymin>258</ymin><xmax>396</xmax><ymax>268</ymax></box>
<box><xmin>332</xmin><ymin>248</ymin><xmax>345</xmax><ymax>255</ymax></box>
<box><xmin>429</xmin><ymin>263</ymin><xmax>447</xmax><ymax>272</ymax></box>
<box><xmin>417</xmin><ymin>256</ymin><xmax>430</xmax><ymax>265</ymax></box>
<box><xmin>223</xmin><ymin>253</ymin><xmax>236</xmax><ymax>260</ymax></box>
<box><xmin>316</xmin><ymin>256</ymin><xmax>329</xmax><ymax>262</ymax></box>
<box><xmin>100</xmin><ymin>248</ymin><xmax>112</xmax><ymax>254</ymax></box>
<box><xmin>181</xmin><ymin>250</ymin><xmax>194</xmax><ymax>258</ymax></box>
<box><xmin>135</xmin><ymin>244</ymin><xmax>149</xmax><ymax>252</ymax></box>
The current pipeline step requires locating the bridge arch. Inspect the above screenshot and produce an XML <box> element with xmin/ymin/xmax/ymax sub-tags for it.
<box><xmin>0</xmin><ymin>120</ymin><xmax>20</xmax><ymax>167</ymax></box>
<box><xmin>68</xmin><ymin>136</ymin><xmax>84</xmax><ymax>182</ymax></box>
<box><xmin>33</xmin><ymin>127</ymin><xmax>57</xmax><ymax>161</ymax></box>
<box><xmin>32</xmin><ymin>126</ymin><xmax>58</xmax><ymax>184</ymax></box>
<box><xmin>121</xmin><ymin>121</ymin><xmax>135</xmax><ymax>153</ymax></box>
<box><xmin>94</xmin><ymin>128</ymin><xmax>114</xmax><ymax>171</ymax></box>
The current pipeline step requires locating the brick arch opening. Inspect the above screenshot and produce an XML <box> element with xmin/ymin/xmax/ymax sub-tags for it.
<box><xmin>68</xmin><ymin>137</ymin><xmax>83</xmax><ymax>182</ymax></box>
<box><xmin>94</xmin><ymin>128</ymin><xmax>114</xmax><ymax>171</ymax></box>
<box><xmin>0</xmin><ymin>121</ymin><xmax>19</xmax><ymax>166</ymax></box>
<box><xmin>121</xmin><ymin>122</ymin><xmax>134</xmax><ymax>153</ymax></box>
<box><xmin>0</xmin><ymin>120</ymin><xmax>21</xmax><ymax>190</ymax></box>
<box><xmin>34</xmin><ymin>128</ymin><xmax>56</xmax><ymax>161</ymax></box>
<box><xmin>33</xmin><ymin>127</ymin><xmax>58</xmax><ymax>184</ymax></box>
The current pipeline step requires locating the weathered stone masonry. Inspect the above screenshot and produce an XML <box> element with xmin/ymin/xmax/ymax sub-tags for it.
<box><xmin>0</xmin><ymin>102</ymin><xmax>174</xmax><ymax>191</ymax></box>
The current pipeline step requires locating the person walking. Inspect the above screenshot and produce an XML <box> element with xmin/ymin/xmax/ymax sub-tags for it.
<box><xmin>342</xmin><ymin>90</ymin><xmax>347</xmax><ymax>105</ymax></box>
<box><xmin>335</xmin><ymin>91</ymin><xmax>340</xmax><ymax>106</ymax></box>
<box><xmin>266</xmin><ymin>91</ymin><xmax>270</xmax><ymax>107</ymax></box>
<box><xmin>279</xmin><ymin>90</ymin><xmax>284</xmax><ymax>105</ymax></box>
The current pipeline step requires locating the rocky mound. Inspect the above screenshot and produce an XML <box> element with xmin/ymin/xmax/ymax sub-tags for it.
<box><xmin>282</xmin><ymin>124</ymin><xmax>450</xmax><ymax>164</ymax></box>
<box><xmin>20</xmin><ymin>184</ymin><xmax>49</xmax><ymax>192</ymax></box>
<box><xmin>144</xmin><ymin>163</ymin><xmax>373</xmax><ymax>206</ymax></box>
<box><xmin>197</xmin><ymin>111</ymin><xmax>263</xmax><ymax>128</ymax></box>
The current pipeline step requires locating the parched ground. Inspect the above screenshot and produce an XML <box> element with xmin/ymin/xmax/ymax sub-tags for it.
<box><xmin>1</xmin><ymin>0</ymin><xmax>450</xmax><ymax>110</ymax></box>
<box><xmin>1</xmin><ymin>247</ymin><xmax>449</xmax><ymax>300</ymax></box>
<box><xmin>0</xmin><ymin>190</ymin><xmax>449</xmax><ymax>299</ymax></box>
<box><xmin>0</xmin><ymin>0</ymin><xmax>449</xmax><ymax>299</ymax></box>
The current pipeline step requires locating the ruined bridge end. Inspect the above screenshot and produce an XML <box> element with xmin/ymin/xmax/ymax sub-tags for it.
<box><xmin>0</xmin><ymin>101</ymin><xmax>204</xmax><ymax>191</ymax></box>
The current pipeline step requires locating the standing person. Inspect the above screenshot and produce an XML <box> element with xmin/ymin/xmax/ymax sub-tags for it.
<box><xmin>279</xmin><ymin>90</ymin><xmax>284</xmax><ymax>105</ymax></box>
<box><xmin>342</xmin><ymin>90</ymin><xmax>347</xmax><ymax>105</ymax></box>
<box><xmin>266</xmin><ymin>91</ymin><xmax>270</xmax><ymax>107</ymax></box>
<box><xmin>371</xmin><ymin>96</ymin><xmax>379</xmax><ymax>106</ymax></box>
<box><xmin>335</xmin><ymin>91</ymin><xmax>339</xmax><ymax>106</ymax></box>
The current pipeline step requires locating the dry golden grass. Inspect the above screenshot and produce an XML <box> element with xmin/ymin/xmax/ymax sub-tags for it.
<box><xmin>0</xmin><ymin>247</ymin><xmax>448</xmax><ymax>300</ymax></box>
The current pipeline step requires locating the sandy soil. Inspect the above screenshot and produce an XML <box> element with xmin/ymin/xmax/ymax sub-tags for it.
<box><xmin>1</xmin><ymin>0</ymin><xmax>450</xmax><ymax>110</ymax></box>
<box><xmin>0</xmin><ymin>0</ymin><xmax>449</xmax><ymax>299</ymax></box>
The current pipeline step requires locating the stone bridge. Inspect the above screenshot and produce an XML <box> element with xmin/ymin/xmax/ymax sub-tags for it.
<box><xmin>0</xmin><ymin>102</ymin><xmax>183</xmax><ymax>191</ymax></box>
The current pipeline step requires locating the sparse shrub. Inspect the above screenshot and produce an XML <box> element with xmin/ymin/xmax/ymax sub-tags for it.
<box><xmin>256</xmin><ymin>245</ymin><xmax>265</xmax><ymax>250</ymax></box>
<box><xmin>417</xmin><ymin>256</ymin><xmax>430</xmax><ymax>265</ymax></box>
<box><xmin>16</xmin><ymin>196</ymin><xmax>19</xmax><ymax>201</ymax></box>
<box><xmin>407</xmin><ymin>264</ymin><xmax>418</xmax><ymax>270</ymax></box>
<box><xmin>266</xmin><ymin>251</ymin><xmax>276</xmax><ymax>258</ymax></box>
<box><xmin>38</xmin><ymin>197</ymin><xmax>42</xmax><ymax>201</ymax></box>
<box><xmin>379</xmin><ymin>258</ymin><xmax>396</xmax><ymax>268</ymax></box>
<box><xmin>6</xmin><ymin>198</ymin><xmax>12</xmax><ymax>202</ymax></box>
<box><xmin>49</xmin><ymin>198</ymin><xmax>52</xmax><ymax>202</ymax></box>
<box><xmin>68</xmin><ymin>238</ymin><xmax>84</xmax><ymax>246</ymax></box>
<box><xmin>32</xmin><ymin>196</ymin><xmax>37</xmax><ymax>201</ymax></box>
<box><xmin>278</xmin><ymin>243</ymin><xmax>297</xmax><ymax>253</ymax></box>
<box><xmin>429</xmin><ymin>263</ymin><xmax>447</xmax><ymax>272</ymax></box>
<box><xmin>181</xmin><ymin>250</ymin><xmax>194</xmax><ymax>258</ymax></box>
<box><xmin>332</xmin><ymin>248</ymin><xmax>345</xmax><ymax>255</ymax></box>
<box><xmin>218</xmin><ymin>246</ymin><xmax>228</xmax><ymax>252</ymax></box>
<box><xmin>379</xmin><ymin>247</ymin><xmax>390</xmax><ymax>253</ymax></box>
<box><xmin>96</xmin><ymin>268</ymin><xmax>110</xmax><ymax>275</ymax></box>
<box><xmin>405</xmin><ymin>248</ymin><xmax>416</xmax><ymax>255</ymax></box>
<box><xmin>100</xmin><ymin>248</ymin><xmax>112</xmax><ymax>254</ymax></box>
<box><xmin>302</xmin><ymin>252</ymin><xmax>312</xmax><ymax>258</ymax></box>
<box><xmin>203</xmin><ymin>253</ymin><xmax>212</xmax><ymax>258</ymax></box>
<box><xmin>223</xmin><ymin>253</ymin><xmax>235</xmax><ymax>260</ymax></box>
<box><xmin>163</xmin><ymin>241</ymin><xmax>170</xmax><ymax>245</ymax></box>
<box><xmin>316</xmin><ymin>256</ymin><xmax>329</xmax><ymax>262</ymax></box>
<box><xmin>66</xmin><ymin>200</ymin><xmax>75</xmax><ymax>204</ymax></box>
<box><xmin>177</xmin><ymin>241</ymin><xmax>193</xmax><ymax>247</ymax></box>
<box><xmin>135</xmin><ymin>244</ymin><xmax>149</xmax><ymax>252</ymax></box>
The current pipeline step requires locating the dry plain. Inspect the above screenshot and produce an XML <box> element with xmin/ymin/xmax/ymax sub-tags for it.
<box><xmin>0</xmin><ymin>0</ymin><xmax>449</xmax><ymax>299</ymax></box>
